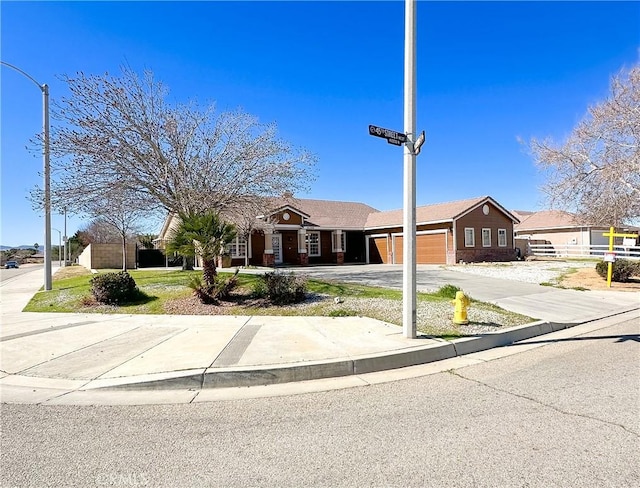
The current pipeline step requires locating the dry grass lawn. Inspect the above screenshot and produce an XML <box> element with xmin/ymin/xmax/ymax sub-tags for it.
<box><xmin>560</xmin><ymin>266</ymin><xmax>640</xmax><ymax>292</ymax></box>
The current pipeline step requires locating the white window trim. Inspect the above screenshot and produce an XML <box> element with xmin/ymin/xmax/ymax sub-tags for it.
<box><xmin>464</xmin><ymin>228</ymin><xmax>475</xmax><ymax>248</ymax></box>
<box><xmin>498</xmin><ymin>228</ymin><xmax>507</xmax><ymax>247</ymax></box>
<box><xmin>306</xmin><ymin>231</ymin><xmax>321</xmax><ymax>257</ymax></box>
<box><xmin>482</xmin><ymin>228</ymin><xmax>491</xmax><ymax>248</ymax></box>
<box><xmin>227</xmin><ymin>236</ymin><xmax>248</xmax><ymax>258</ymax></box>
<box><xmin>332</xmin><ymin>231</ymin><xmax>345</xmax><ymax>253</ymax></box>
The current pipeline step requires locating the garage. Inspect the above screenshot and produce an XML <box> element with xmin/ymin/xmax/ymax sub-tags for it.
<box><xmin>393</xmin><ymin>232</ymin><xmax>447</xmax><ymax>264</ymax></box>
<box><xmin>369</xmin><ymin>236</ymin><xmax>389</xmax><ymax>264</ymax></box>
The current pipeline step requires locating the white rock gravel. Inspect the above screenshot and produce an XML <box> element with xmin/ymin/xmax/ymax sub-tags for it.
<box><xmin>444</xmin><ymin>260</ymin><xmax>593</xmax><ymax>284</ymax></box>
<box><xmin>289</xmin><ymin>261</ymin><xmax>594</xmax><ymax>336</ymax></box>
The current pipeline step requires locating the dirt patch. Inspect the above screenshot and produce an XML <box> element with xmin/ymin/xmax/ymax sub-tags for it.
<box><xmin>53</xmin><ymin>266</ymin><xmax>92</xmax><ymax>279</ymax></box>
<box><xmin>560</xmin><ymin>267</ymin><xmax>640</xmax><ymax>292</ymax></box>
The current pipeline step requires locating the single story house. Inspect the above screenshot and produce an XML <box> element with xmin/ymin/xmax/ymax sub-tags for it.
<box><xmin>156</xmin><ymin>195</ymin><xmax>520</xmax><ymax>266</ymax></box>
<box><xmin>512</xmin><ymin>210</ymin><xmax>636</xmax><ymax>255</ymax></box>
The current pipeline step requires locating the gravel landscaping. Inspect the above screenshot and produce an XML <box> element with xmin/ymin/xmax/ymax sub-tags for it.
<box><xmin>163</xmin><ymin>286</ymin><xmax>530</xmax><ymax>338</ymax></box>
<box><xmin>444</xmin><ymin>259</ymin><xmax>594</xmax><ymax>284</ymax></box>
<box><xmin>50</xmin><ymin>260</ymin><xmax>618</xmax><ymax>337</ymax></box>
<box><xmin>159</xmin><ymin>261</ymin><xmax>602</xmax><ymax>336</ymax></box>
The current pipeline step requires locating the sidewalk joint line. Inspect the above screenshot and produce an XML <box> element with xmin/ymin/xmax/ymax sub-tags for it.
<box><xmin>1</xmin><ymin>320</ymin><xmax>99</xmax><ymax>342</ymax></box>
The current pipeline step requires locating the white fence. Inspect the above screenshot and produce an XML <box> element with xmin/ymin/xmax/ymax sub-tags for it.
<box><xmin>528</xmin><ymin>243</ymin><xmax>640</xmax><ymax>260</ymax></box>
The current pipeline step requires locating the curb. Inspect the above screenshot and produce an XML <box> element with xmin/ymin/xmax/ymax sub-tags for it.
<box><xmin>87</xmin><ymin>316</ymin><xmax>609</xmax><ymax>392</ymax></box>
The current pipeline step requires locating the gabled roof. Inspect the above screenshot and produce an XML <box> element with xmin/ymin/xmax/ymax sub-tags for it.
<box><xmin>515</xmin><ymin>210</ymin><xmax>591</xmax><ymax>231</ymax></box>
<box><xmin>267</xmin><ymin>197</ymin><xmax>379</xmax><ymax>229</ymax></box>
<box><xmin>158</xmin><ymin>195</ymin><xmax>520</xmax><ymax>237</ymax></box>
<box><xmin>511</xmin><ymin>210</ymin><xmax>536</xmax><ymax>222</ymax></box>
<box><xmin>365</xmin><ymin>196</ymin><xmax>519</xmax><ymax>229</ymax></box>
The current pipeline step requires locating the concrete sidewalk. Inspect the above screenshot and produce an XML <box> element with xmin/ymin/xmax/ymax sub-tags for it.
<box><xmin>1</xmin><ymin>265</ymin><xmax>638</xmax><ymax>405</ymax></box>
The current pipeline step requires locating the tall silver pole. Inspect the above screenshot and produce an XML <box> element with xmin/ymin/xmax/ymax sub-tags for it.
<box><xmin>43</xmin><ymin>84</ymin><xmax>52</xmax><ymax>289</ymax></box>
<box><xmin>63</xmin><ymin>208</ymin><xmax>67</xmax><ymax>267</ymax></box>
<box><xmin>0</xmin><ymin>61</ymin><xmax>52</xmax><ymax>290</ymax></box>
<box><xmin>403</xmin><ymin>0</ymin><xmax>417</xmax><ymax>338</ymax></box>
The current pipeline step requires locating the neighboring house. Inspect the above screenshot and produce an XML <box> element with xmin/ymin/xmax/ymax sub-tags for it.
<box><xmin>514</xmin><ymin>210</ymin><xmax>612</xmax><ymax>255</ymax></box>
<box><xmin>156</xmin><ymin>195</ymin><xmax>520</xmax><ymax>266</ymax></box>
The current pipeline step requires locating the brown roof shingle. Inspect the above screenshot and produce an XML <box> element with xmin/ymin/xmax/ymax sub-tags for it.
<box><xmin>514</xmin><ymin>210</ymin><xmax>582</xmax><ymax>230</ymax></box>
<box><xmin>365</xmin><ymin>196</ymin><xmax>514</xmax><ymax>229</ymax></box>
<box><xmin>269</xmin><ymin>197</ymin><xmax>379</xmax><ymax>229</ymax></box>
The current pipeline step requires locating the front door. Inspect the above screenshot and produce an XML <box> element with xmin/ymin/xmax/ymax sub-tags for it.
<box><xmin>272</xmin><ymin>234</ymin><xmax>283</xmax><ymax>264</ymax></box>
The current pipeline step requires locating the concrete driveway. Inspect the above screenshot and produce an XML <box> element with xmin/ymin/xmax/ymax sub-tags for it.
<box><xmin>286</xmin><ymin>263</ymin><xmax>639</xmax><ymax>323</ymax></box>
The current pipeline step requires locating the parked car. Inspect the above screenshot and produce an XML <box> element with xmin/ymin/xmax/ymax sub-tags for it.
<box><xmin>5</xmin><ymin>261</ymin><xmax>19</xmax><ymax>269</ymax></box>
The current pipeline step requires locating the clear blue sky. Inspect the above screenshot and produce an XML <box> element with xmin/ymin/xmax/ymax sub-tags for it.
<box><xmin>1</xmin><ymin>1</ymin><xmax>638</xmax><ymax>247</ymax></box>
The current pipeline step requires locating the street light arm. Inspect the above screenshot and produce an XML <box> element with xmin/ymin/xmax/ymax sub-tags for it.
<box><xmin>1</xmin><ymin>60</ymin><xmax>52</xmax><ymax>290</ymax></box>
<box><xmin>1</xmin><ymin>61</ymin><xmax>45</xmax><ymax>91</ymax></box>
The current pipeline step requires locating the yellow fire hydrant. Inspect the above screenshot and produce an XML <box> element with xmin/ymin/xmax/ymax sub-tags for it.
<box><xmin>452</xmin><ymin>291</ymin><xmax>470</xmax><ymax>325</ymax></box>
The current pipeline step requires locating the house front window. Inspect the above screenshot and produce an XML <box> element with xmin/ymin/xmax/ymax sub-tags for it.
<box><xmin>332</xmin><ymin>230</ymin><xmax>345</xmax><ymax>252</ymax></box>
<box><xmin>227</xmin><ymin>236</ymin><xmax>247</xmax><ymax>258</ymax></box>
<box><xmin>464</xmin><ymin>228</ymin><xmax>475</xmax><ymax>247</ymax></box>
<box><xmin>498</xmin><ymin>229</ymin><xmax>507</xmax><ymax>247</ymax></box>
<box><xmin>482</xmin><ymin>228</ymin><xmax>491</xmax><ymax>247</ymax></box>
<box><xmin>306</xmin><ymin>231</ymin><xmax>321</xmax><ymax>257</ymax></box>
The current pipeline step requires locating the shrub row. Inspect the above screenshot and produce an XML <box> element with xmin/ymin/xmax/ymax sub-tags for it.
<box><xmin>595</xmin><ymin>259</ymin><xmax>640</xmax><ymax>283</ymax></box>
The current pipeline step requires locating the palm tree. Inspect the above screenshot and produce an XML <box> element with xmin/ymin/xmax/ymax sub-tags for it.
<box><xmin>166</xmin><ymin>210</ymin><xmax>236</xmax><ymax>288</ymax></box>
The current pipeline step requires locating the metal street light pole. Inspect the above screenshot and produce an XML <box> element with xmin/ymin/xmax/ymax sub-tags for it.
<box><xmin>63</xmin><ymin>207</ymin><xmax>68</xmax><ymax>266</ymax></box>
<box><xmin>403</xmin><ymin>0</ymin><xmax>417</xmax><ymax>338</ymax></box>
<box><xmin>1</xmin><ymin>61</ymin><xmax>52</xmax><ymax>290</ymax></box>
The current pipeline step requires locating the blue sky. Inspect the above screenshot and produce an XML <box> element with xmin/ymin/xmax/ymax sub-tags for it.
<box><xmin>1</xmin><ymin>1</ymin><xmax>638</xmax><ymax>247</ymax></box>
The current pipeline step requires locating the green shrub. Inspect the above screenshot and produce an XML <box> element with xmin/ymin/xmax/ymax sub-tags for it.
<box><xmin>595</xmin><ymin>259</ymin><xmax>640</xmax><ymax>282</ymax></box>
<box><xmin>434</xmin><ymin>284</ymin><xmax>463</xmax><ymax>299</ymax></box>
<box><xmin>261</xmin><ymin>271</ymin><xmax>307</xmax><ymax>305</ymax></box>
<box><xmin>90</xmin><ymin>271</ymin><xmax>140</xmax><ymax>304</ymax></box>
<box><xmin>251</xmin><ymin>278</ymin><xmax>268</xmax><ymax>299</ymax></box>
<box><xmin>328</xmin><ymin>309</ymin><xmax>357</xmax><ymax>317</ymax></box>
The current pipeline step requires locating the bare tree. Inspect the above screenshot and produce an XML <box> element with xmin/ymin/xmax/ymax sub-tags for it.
<box><xmin>36</xmin><ymin>66</ymin><xmax>316</xmax><ymax>221</ymax></box>
<box><xmin>528</xmin><ymin>64</ymin><xmax>640</xmax><ymax>226</ymax></box>
<box><xmin>78</xmin><ymin>220</ymin><xmax>121</xmax><ymax>244</ymax></box>
<box><xmin>223</xmin><ymin>196</ymin><xmax>279</xmax><ymax>267</ymax></box>
<box><xmin>72</xmin><ymin>182</ymin><xmax>152</xmax><ymax>270</ymax></box>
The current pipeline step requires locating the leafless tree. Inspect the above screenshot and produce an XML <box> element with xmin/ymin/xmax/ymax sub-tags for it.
<box><xmin>528</xmin><ymin>64</ymin><xmax>640</xmax><ymax>226</ymax></box>
<box><xmin>73</xmin><ymin>182</ymin><xmax>153</xmax><ymax>270</ymax></box>
<box><xmin>78</xmin><ymin>220</ymin><xmax>121</xmax><ymax>244</ymax></box>
<box><xmin>224</xmin><ymin>195</ymin><xmax>286</xmax><ymax>267</ymax></box>
<box><xmin>36</xmin><ymin>66</ymin><xmax>316</xmax><ymax>222</ymax></box>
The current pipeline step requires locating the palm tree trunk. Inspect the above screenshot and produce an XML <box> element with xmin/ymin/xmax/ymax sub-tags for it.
<box><xmin>202</xmin><ymin>258</ymin><xmax>217</xmax><ymax>287</ymax></box>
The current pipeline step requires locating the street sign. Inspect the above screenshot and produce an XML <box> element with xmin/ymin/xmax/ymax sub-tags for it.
<box><xmin>413</xmin><ymin>130</ymin><xmax>425</xmax><ymax>155</ymax></box>
<box><xmin>369</xmin><ymin>125</ymin><xmax>407</xmax><ymax>145</ymax></box>
<box><xmin>603</xmin><ymin>252</ymin><xmax>616</xmax><ymax>263</ymax></box>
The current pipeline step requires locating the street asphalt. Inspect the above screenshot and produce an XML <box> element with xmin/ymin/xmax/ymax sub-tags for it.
<box><xmin>0</xmin><ymin>264</ymin><xmax>638</xmax><ymax>405</ymax></box>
